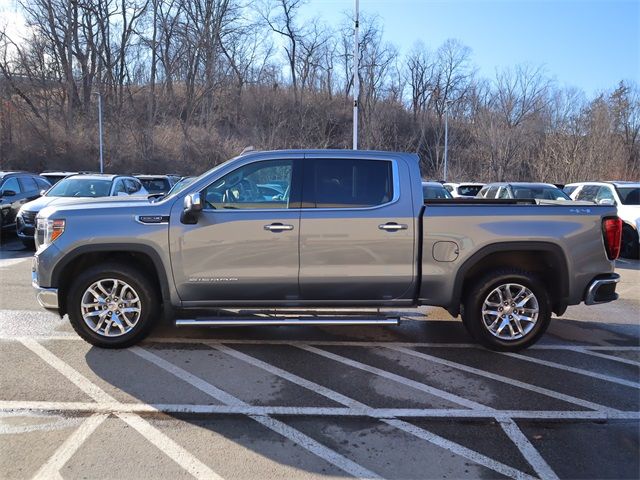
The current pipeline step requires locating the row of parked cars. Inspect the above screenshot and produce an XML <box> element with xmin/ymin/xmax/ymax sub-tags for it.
<box><xmin>422</xmin><ymin>180</ymin><xmax>639</xmax><ymax>259</ymax></box>
<box><xmin>0</xmin><ymin>171</ymin><xmax>195</xmax><ymax>247</ymax></box>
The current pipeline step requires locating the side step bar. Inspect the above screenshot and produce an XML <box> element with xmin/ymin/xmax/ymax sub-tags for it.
<box><xmin>175</xmin><ymin>317</ymin><xmax>399</xmax><ymax>327</ymax></box>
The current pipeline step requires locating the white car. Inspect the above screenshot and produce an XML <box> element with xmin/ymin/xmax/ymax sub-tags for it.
<box><xmin>17</xmin><ymin>174</ymin><xmax>149</xmax><ymax>246</ymax></box>
<box><xmin>443</xmin><ymin>182</ymin><xmax>485</xmax><ymax>198</ymax></box>
<box><xmin>564</xmin><ymin>181</ymin><xmax>640</xmax><ymax>259</ymax></box>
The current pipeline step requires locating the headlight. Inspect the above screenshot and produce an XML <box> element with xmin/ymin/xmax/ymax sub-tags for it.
<box><xmin>36</xmin><ymin>218</ymin><xmax>65</xmax><ymax>249</ymax></box>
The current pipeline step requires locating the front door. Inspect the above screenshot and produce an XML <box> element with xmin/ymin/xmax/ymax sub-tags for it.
<box><xmin>171</xmin><ymin>157</ymin><xmax>302</xmax><ymax>303</ymax></box>
<box><xmin>298</xmin><ymin>155</ymin><xmax>416</xmax><ymax>301</ymax></box>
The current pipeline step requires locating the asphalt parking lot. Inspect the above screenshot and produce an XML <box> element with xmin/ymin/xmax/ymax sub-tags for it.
<box><xmin>1</xmin><ymin>235</ymin><xmax>639</xmax><ymax>480</ymax></box>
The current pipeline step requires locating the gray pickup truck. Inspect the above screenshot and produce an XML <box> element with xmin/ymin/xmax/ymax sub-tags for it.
<box><xmin>32</xmin><ymin>150</ymin><xmax>622</xmax><ymax>350</ymax></box>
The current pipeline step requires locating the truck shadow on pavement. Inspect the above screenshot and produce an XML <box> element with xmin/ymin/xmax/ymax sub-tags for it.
<box><xmin>78</xmin><ymin>315</ymin><xmax>639</xmax><ymax>479</ymax></box>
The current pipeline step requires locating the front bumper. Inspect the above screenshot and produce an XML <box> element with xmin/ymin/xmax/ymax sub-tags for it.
<box><xmin>32</xmin><ymin>257</ymin><xmax>59</xmax><ymax>310</ymax></box>
<box><xmin>16</xmin><ymin>217</ymin><xmax>35</xmax><ymax>240</ymax></box>
<box><xmin>584</xmin><ymin>273</ymin><xmax>620</xmax><ymax>305</ymax></box>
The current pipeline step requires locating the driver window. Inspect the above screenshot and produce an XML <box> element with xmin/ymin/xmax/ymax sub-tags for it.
<box><xmin>112</xmin><ymin>180</ymin><xmax>126</xmax><ymax>195</ymax></box>
<box><xmin>203</xmin><ymin>160</ymin><xmax>293</xmax><ymax>210</ymax></box>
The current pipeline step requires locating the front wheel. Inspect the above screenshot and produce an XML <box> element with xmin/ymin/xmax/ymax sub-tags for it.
<box><xmin>461</xmin><ymin>269</ymin><xmax>551</xmax><ymax>351</ymax></box>
<box><xmin>67</xmin><ymin>263</ymin><xmax>160</xmax><ymax>348</ymax></box>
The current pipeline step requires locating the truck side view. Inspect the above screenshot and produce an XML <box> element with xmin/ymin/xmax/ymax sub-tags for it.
<box><xmin>31</xmin><ymin>150</ymin><xmax>622</xmax><ymax>351</ymax></box>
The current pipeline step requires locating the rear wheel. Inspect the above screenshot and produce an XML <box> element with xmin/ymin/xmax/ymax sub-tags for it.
<box><xmin>67</xmin><ymin>263</ymin><xmax>159</xmax><ymax>348</ymax></box>
<box><xmin>621</xmin><ymin>225</ymin><xmax>639</xmax><ymax>260</ymax></box>
<box><xmin>462</xmin><ymin>269</ymin><xmax>551</xmax><ymax>351</ymax></box>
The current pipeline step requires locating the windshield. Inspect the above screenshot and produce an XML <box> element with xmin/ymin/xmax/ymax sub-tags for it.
<box><xmin>616</xmin><ymin>187</ymin><xmax>640</xmax><ymax>205</ymax></box>
<box><xmin>458</xmin><ymin>185</ymin><xmax>483</xmax><ymax>196</ymax></box>
<box><xmin>167</xmin><ymin>177</ymin><xmax>195</xmax><ymax>196</ymax></box>
<box><xmin>47</xmin><ymin>178</ymin><xmax>112</xmax><ymax>197</ymax></box>
<box><xmin>140</xmin><ymin>178</ymin><xmax>171</xmax><ymax>193</ymax></box>
<box><xmin>511</xmin><ymin>186</ymin><xmax>570</xmax><ymax>200</ymax></box>
<box><xmin>423</xmin><ymin>184</ymin><xmax>453</xmax><ymax>199</ymax></box>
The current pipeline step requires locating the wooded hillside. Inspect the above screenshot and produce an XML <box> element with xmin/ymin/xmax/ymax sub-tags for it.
<box><xmin>0</xmin><ymin>0</ymin><xmax>638</xmax><ymax>181</ymax></box>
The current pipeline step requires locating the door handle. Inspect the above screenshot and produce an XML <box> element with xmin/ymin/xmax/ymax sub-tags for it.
<box><xmin>264</xmin><ymin>223</ymin><xmax>294</xmax><ymax>232</ymax></box>
<box><xmin>378</xmin><ymin>222</ymin><xmax>408</xmax><ymax>232</ymax></box>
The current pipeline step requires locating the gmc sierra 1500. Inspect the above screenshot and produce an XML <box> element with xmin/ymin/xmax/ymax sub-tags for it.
<box><xmin>32</xmin><ymin>150</ymin><xmax>622</xmax><ymax>350</ymax></box>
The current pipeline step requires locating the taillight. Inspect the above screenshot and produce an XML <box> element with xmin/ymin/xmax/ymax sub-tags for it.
<box><xmin>602</xmin><ymin>217</ymin><xmax>622</xmax><ymax>260</ymax></box>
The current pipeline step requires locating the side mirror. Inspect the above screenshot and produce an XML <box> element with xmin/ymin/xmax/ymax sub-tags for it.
<box><xmin>597</xmin><ymin>198</ymin><xmax>615</xmax><ymax>206</ymax></box>
<box><xmin>0</xmin><ymin>190</ymin><xmax>16</xmax><ymax>197</ymax></box>
<box><xmin>181</xmin><ymin>192</ymin><xmax>203</xmax><ymax>224</ymax></box>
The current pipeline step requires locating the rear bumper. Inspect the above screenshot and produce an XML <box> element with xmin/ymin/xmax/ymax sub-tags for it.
<box><xmin>32</xmin><ymin>258</ymin><xmax>59</xmax><ymax>310</ymax></box>
<box><xmin>584</xmin><ymin>273</ymin><xmax>620</xmax><ymax>305</ymax></box>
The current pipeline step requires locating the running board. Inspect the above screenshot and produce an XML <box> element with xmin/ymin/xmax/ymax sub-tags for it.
<box><xmin>175</xmin><ymin>317</ymin><xmax>400</xmax><ymax>327</ymax></box>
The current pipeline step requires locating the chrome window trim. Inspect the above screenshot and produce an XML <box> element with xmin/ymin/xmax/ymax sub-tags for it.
<box><xmin>200</xmin><ymin>157</ymin><xmax>400</xmax><ymax>213</ymax></box>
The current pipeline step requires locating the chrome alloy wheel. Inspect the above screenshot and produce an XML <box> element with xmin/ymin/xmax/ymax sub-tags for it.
<box><xmin>481</xmin><ymin>283</ymin><xmax>539</xmax><ymax>341</ymax></box>
<box><xmin>81</xmin><ymin>279</ymin><xmax>142</xmax><ymax>337</ymax></box>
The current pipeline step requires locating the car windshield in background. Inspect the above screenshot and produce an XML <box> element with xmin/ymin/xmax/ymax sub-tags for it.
<box><xmin>458</xmin><ymin>185</ymin><xmax>482</xmax><ymax>196</ymax></box>
<box><xmin>47</xmin><ymin>178</ymin><xmax>112</xmax><ymax>197</ymax></box>
<box><xmin>512</xmin><ymin>186</ymin><xmax>570</xmax><ymax>200</ymax></box>
<box><xmin>141</xmin><ymin>178</ymin><xmax>171</xmax><ymax>193</ymax></box>
<box><xmin>616</xmin><ymin>187</ymin><xmax>640</xmax><ymax>205</ymax></box>
<box><xmin>423</xmin><ymin>185</ymin><xmax>453</xmax><ymax>199</ymax></box>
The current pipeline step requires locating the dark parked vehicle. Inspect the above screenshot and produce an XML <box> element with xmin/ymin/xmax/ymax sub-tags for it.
<box><xmin>135</xmin><ymin>175</ymin><xmax>178</xmax><ymax>195</ymax></box>
<box><xmin>477</xmin><ymin>182</ymin><xmax>571</xmax><ymax>201</ymax></box>
<box><xmin>40</xmin><ymin>171</ymin><xmax>82</xmax><ymax>185</ymax></box>
<box><xmin>422</xmin><ymin>181</ymin><xmax>453</xmax><ymax>200</ymax></box>
<box><xmin>0</xmin><ymin>172</ymin><xmax>51</xmax><ymax>233</ymax></box>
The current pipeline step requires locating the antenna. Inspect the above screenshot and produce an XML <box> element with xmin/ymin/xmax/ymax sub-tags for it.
<box><xmin>353</xmin><ymin>0</ymin><xmax>359</xmax><ymax>150</ymax></box>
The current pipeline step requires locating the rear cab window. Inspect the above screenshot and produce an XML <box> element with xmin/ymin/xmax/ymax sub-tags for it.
<box><xmin>304</xmin><ymin>158</ymin><xmax>394</xmax><ymax>208</ymax></box>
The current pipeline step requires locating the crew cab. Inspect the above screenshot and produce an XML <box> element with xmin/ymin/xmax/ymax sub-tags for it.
<box><xmin>32</xmin><ymin>150</ymin><xmax>622</xmax><ymax>351</ymax></box>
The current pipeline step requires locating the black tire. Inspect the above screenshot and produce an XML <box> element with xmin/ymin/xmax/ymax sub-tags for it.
<box><xmin>620</xmin><ymin>225</ymin><xmax>639</xmax><ymax>260</ymax></box>
<box><xmin>67</xmin><ymin>262</ymin><xmax>160</xmax><ymax>348</ymax></box>
<box><xmin>21</xmin><ymin>239</ymin><xmax>35</xmax><ymax>250</ymax></box>
<box><xmin>461</xmin><ymin>269</ymin><xmax>551</xmax><ymax>351</ymax></box>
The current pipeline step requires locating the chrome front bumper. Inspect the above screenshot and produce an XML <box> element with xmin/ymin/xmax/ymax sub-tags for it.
<box><xmin>584</xmin><ymin>273</ymin><xmax>620</xmax><ymax>305</ymax></box>
<box><xmin>32</xmin><ymin>258</ymin><xmax>59</xmax><ymax>310</ymax></box>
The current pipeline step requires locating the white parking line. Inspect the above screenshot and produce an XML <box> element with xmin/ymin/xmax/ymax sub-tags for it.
<box><xmin>574</xmin><ymin>348</ymin><xmax>640</xmax><ymax>367</ymax></box>
<box><xmin>20</xmin><ymin>339</ymin><xmax>224</xmax><ymax>480</ymax></box>
<box><xmin>498</xmin><ymin>419</ymin><xmax>559</xmax><ymax>480</ymax></box>
<box><xmin>217</xmin><ymin>345</ymin><xmax>545</xmax><ymax>480</ymax></box>
<box><xmin>389</xmin><ymin>346</ymin><xmax>620</xmax><ymax>412</ymax></box>
<box><xmin>298</xmin><ymin>344</ymin><xmax>485</xmax><ymax>410</ymax></box>
<box><xmin>2</xmin><ymin>401</ymin><xmax>639</xmax><ymax>419</ymax></box>
<box><xmin>384</xmin><ymin>419</ymin><xmax>537</xmax><ymax>480</ymax></box>
<box><xmin>501</xmin><ymin>352</ymin><xmax>640</xmax><ymax>389</ymax></box>
<box><xmin>131</xmin><ymin>346</ymin><xmax>382</xmax><ymax>479</ymax></box>
<box><xmin>32</xmin><ymin>413</ymin><xmax>108</xmax><ymax>480</ymax></box>
<box><xmin>117</xmin><ymin>412</ymin><xmax>224</xmax><ymax>480</ymax></box>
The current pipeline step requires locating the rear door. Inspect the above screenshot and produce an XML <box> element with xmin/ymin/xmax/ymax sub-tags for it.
<box><xmin>298</xmin><ymin>154</ymin><xmax>415</xmax><ymax>301</ymax></box>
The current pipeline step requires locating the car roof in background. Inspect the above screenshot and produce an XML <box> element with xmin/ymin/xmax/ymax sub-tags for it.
<box><xmin>422</xmin><ymin>181</ymin><xmax>447</xmax><ymax>187</ymax></box>
<box><xmin>135</xmin><ymin>174</ymin><xmax>173</xmax><ymax>179</ymax></box>
<box><xmin>65</xmin><ymin>174</ymin><xmax>123</xmax><ymax>181</ymax></box>
<box><xmin>564</xmin><ymin>181</ymin><xmax>640</xmax><ymax>188</ymax></box>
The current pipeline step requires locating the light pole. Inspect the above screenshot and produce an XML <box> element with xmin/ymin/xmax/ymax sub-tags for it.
<box><xmin>95</xmin><ymin>91</ymin><xmax>104</xmax><ymax>173</ymax></box>
<box><xmin>443</xmin><ymin>101</ymin><xmax>451</xmax><ymax>181</ymax></box>
<box><xmin>353</xmin><ymin>0</ymin><xmax>359</xmax><ymax>150</ymax></box>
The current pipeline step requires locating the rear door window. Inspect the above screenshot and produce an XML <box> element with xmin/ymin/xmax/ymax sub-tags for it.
<box><xmin>305</xmin><ymin>159</ymin><xmax>393</xmax><ymax>208</ymax></box>
<box><xmin>576</xmin><ymin>185</ymin><xmax>599</xmax><ymax>202</ymax></box>
<box><xmin>19</xmin><ymin>176</ymin><xmax>38</xmax><ymax>192</ymax></box>
<box><xmin>486</xmin><ymin>186</ymin><xmax>499</xmax><ymax>198</ymax></box>
<box><xmin>1</xmin><ymin>177</ymin><xmax>21</xmax><ymax>194</ymax></box>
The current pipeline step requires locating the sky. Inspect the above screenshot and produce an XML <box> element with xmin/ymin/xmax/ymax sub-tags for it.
<box><xmin>304</xmin><ymin>0</ymin><xmax>639</xmax><ymax>96</ymax></box>
<box><xmin>0</xmin><ymin>0</ymin><xmax>637</xmax><ymax>96</ymax></box>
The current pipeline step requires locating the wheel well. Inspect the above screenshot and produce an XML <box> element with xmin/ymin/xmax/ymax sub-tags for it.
<box><xmin>57</xmin><ymin>251</ymin><xmax>163</xmax><ymax>316</ymax></box>
<box><xmin>460</xmin><ymin>249</ymin><xmax>568</xmax><ymax>315</ymax></box>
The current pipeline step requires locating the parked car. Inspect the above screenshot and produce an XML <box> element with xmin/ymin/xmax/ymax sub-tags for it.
<box><xmin>422</xmin><ymin>181</ymin><xmax>453</xmax><ymax>200</ymax></box>
<box><xmin>17</xmin><ymin>174</ymin><xmax>148</xmax><ymax>247</ymax></box>
<box><xmin>40</xmin><ymin>171</ymin><xmax>82</xmax><ymax>185</ymax></box>
<box><xmin>148</xmin><ymin>176</ymin><xmax>197</xmax><ymax>201</ymax></box>
<box><xmin>135</xmin><ymin>175</ymin><xmax>178</xmax><ymax>195</ymax></box>
<box><xmin>443</xmin><ymin>182</ymin><xmax>485</xmax><ymax>198</ymax></box>
<box><xmin>32</xmin><ymin>150</ymin><xmax>621</xmax><ymax>351</ymax></box>
<box><xmin>477</xmin><ymin>182</ymin><xmax>571</xmax><ymax>200</ymax></box>
<box><xmin>1</xmin><ymin>172</ymin><xmax>51</xmax><ymax>233</ymax></box>
<box><xmin>564</xmin><ymin>181</ymin><xmax>639</xmax><ymax>259</ymax></box>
